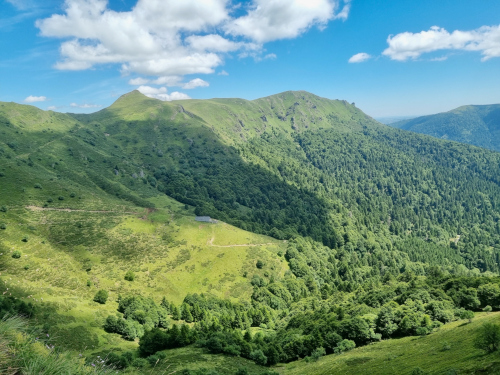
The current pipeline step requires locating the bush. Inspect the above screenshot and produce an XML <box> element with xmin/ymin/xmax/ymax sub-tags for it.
<box><xmin>70</xmin><ymin>192</ymin><xmax>76</xmax><ymax>198</ymax></box>
<box><xmin>0</xmin><ymin>206</ymin><xmax>7</xmax><ymax>212</ymax></box>
<box><xmin>22</xmin><ymin>236</ymin><xmax>28</xmax><ymax>242</ymax></box>
<box><xmin>483</xmin><ymin>305</ymin><xmax>493</xmax><ymax>313</ymax></box>
<box><xmin>34</xmin><ymin>183</ymin><xmax>42</xmax><ymax>189</ymax></box>
<box><xmin>411</xmin><ymin>368</ymin><xmax>426</xmax><ymax>375</ymax></box>
<box><xmin>130</xmin><ymin>358</ymin><xmax>148</xmax><ymax>368</ymax></box>
<box><xmin>87</xmin><ymin>280</ymin><xmax>92</xmax><ymax>287</ymax></box>
<box><xmin>93</xmin><ymin>290</ymin><xmax>109</xmax><ymax>304</ymax></box>
<box><xmin>334</xmin><ymin>339</ymin><xmax>356</xmax><ymax>353</ymax></box>
<box><xmin>124</xmin><ymin>271</ymin><xmax>135</xmax><ymax>281</ymax></box>
<box><xmin>310</xmin><ymin>347</ymin><xmax>326</xmax><ymax>361</ymax></box>
<box><xmin>256</xmin><ymin>260</ymin><xmax>264</xmax><ymax>269</ymax></box>
<box><xmin>250</xmin><ymin>349</ymin><xmax>267</xmax><ymax>366</ymax></box>
<box><xmin>0</xmin><ymin>223</ymin><xmax>6</xmax><ymax>230</ymax></box>
<box><xmin>47</xmin><ymin>198</ymin><xmax>53</xmax><ymax>203</ymax></box>
<box><xmin>474</xmin><ymin>322</ymin><xmax>500</xmax><ymax>352</ymax></box>
<box><xmin>58</xmin><ymin>196</ymin><xmax>64</xmax><ymax>201</ymax></box>
<box><xmin>235</xmin><ymin>368</ymin><xmax>249</xmax><ymax>375</ymax></box>
<box><xmin>24</xmin><ymin>265</ymin><xmax>29</xmax><ymax>270</ymax></box>
<box><xmin>12</xmin><ymin>251</ymin><xmax>21</xmax><ymax>259</ymax></box>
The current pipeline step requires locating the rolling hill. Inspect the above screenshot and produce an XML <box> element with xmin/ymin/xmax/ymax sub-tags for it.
<box><xmin>391</xmin><ymin>104</ymin><xmax>500</xmax><ymax>152</ymax></box>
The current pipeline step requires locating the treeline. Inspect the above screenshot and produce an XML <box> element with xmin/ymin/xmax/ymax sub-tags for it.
<box><xmin>98</xmin><ymin>238</ymin><xmax>500</xmax><ymax>368</ymax></box>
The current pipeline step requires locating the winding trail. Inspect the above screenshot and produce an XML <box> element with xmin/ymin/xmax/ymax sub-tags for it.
<box><xmin>25</xmin><ymin>206</ymin><xmax>138</xmax><ymax>214</ymax></box>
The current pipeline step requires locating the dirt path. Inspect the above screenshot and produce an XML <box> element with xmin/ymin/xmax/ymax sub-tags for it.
<box><xmin>207</xmin><ymin>233</ymin><xmax>274</xmax><ymax>248</ymax></box>
<box><xmin>25</xmin><ymin>206</ymin><xmax>138</xmax><ymax>214</ymax></box>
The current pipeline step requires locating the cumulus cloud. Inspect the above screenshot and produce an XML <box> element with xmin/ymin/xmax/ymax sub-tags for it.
<box><xmin>218</xmin><ymin>70</ymin><xmax>229</xmax><ymax>76</ymax></box>
<box><xmin>383</xmin><ymin>25</ymin><xmax>500</xmax><ymax>61</ymax></box>
<box><xmin>348</xmin><ymin>52</ymin><xmax>371</xmax><ymax>63</ymax></box>
<box><xmin>128</xmin><ymin>77</ymin><xmax>150</xmax><ymax>85</ymax></box>
<box><xmin>24</xmin><ymin>95</ymin><xmax>47</xmax><ymax>103</ymax></box>
<box><xmin>47</xmin><ymin>105</ymin><xmax>58</xmax><ymax>111</ymax></box>
<box><xmin>137</xmin><ymin>85</ymin><xmax>190</xmax><ymax>101</ymax></box>
<box><xmin>36</xmin><ymin>0</ymin><xmax>350</xmax><ymax>80</ymax></box>
<box><xmin>70</xmin><ymin>102</ymin><xmax>102</xmax><ymax>108</ymax></box>
<box><xmin>225</xmin><ymin>0</ymin><xmax>347</xmax><ymax>43</ymax></box>
<box><xmin>182</xmin><ymin>78</ymin><xmax>209</xmax><ymax>89</ymax></box>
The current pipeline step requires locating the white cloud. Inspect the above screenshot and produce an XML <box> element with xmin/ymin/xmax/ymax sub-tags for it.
<box><xmin>137</xmin><ymin>85</ymin><xmax>190</xmax><ymax>101</ymax></box>
<box><xmin>224</xmin><ymin>0</ymin><xmax>345</xmax><ymax>43</ymax></box>
<box><xmin>128</xmin><ymin>77</ymin><xmax>150</xmax><ymax>85</ymax></box>
<box><xmin>218</xmin><ymin>70</ymin><xmax>229</xmax><ymax>76</ymax></box>
<box><xmin>70</xmin><ymin>102</ymin><xmax>102</xmax><ymax>108</ymax></box>
<box><xmin>36</xmin><ymin>0</ymin><xmax>349</xmax><ymax>80</ymax></box>
<box><xmin>24</xmin><ymin>95</ymin><xmax>47</xmax><ymax>103</ymax></box>
<box><xmin>430</xmin><ymin>56</ymin><xmax>448</xmax><ymax>62</ymax></box>
<box><xmin>348</xmin><ymin>52</ymin><xmax>371</xmax><ymax>63</ymax></box>
<box><xmin>383</xmin><ymin>25</ymin><xmax>500</xmax><ymax>61</ymax></box>
<box><xmin>47</xmin><ymin>105</ymin><xmax>57</xmax><ymax>111</ymax></box>
<box><xmin>182</xmin><ymin>78</ymin><xmax>209</xmax><ymax>89</ymax></box>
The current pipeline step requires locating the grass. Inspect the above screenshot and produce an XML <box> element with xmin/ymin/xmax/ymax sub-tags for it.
<box><xmin>282</xmin><ymin>312</ymin><xmax>500</xmax><ymax>375</ymax></box>
<box><xmin>0</xmin><ymin>123</ymin><xmax>287</xmax><ymax>361</ymax></box>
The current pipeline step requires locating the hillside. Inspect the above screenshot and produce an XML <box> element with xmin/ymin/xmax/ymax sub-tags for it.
<box><xmin>2</xmin><ymin>91</ymin><xmax>500</xmax><ymax>373</ymax></box>
<box><xmin>391</xmin><ymin>104</ymin><xmax>500</xmax><ymax>152</ymax></box>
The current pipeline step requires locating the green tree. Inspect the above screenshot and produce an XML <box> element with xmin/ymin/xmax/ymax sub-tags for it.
<box><xmin>474</xmin><ymin>323</ymin><xmax>500</xmax><ymax>353</ymax></box>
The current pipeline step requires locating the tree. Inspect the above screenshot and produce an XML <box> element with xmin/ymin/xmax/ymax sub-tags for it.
<box><xmin>474</xmin><ymin>323</ymin><xmax>500</xmax><ymax>353</ymax></box>
<box><xmin>459</xmin><ymin>310</ymin><xmax>474</xmax><ymax>323</ymax></box>
<box><xmin>181</xmin><ymin>303</ymin><xmax>193</xmax><ymax>323</ymax></box>
<box><xmin>256</xmin><ymin>260</ymin><xmax>264</xmax><ymax>269</ymax></box>
<box><xmin>250</xmin><ymin>349</ymin><xmax>267</xmax><ymax>366</ymax></box>
<box><xmin>334</xmin><ymin>339</ymin><xmax>356</xmax><ymax>353</ymax></box>
<box><xmin>93</xmin><ymin>289</ymin><xmax>109</xmax><ymax>304</ymax></box>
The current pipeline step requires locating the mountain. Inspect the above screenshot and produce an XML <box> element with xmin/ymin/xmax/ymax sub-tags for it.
<box><xmin>2</xmin><ymin>91</ymin><xmax>500</xmax><ymax>374</ymax></box>
<box><xmin>391</xmin><ymin>104</ymin><xmax>500</xmax><ymax>151</ymax></box>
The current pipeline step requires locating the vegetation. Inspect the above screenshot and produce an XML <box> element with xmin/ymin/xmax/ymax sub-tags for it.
<box><xmin>1</xmin><ymin>91</ymin><xmax>500</xmax><ymax>373</ymax></box>
<box><xmin>392</xmin><ymin>104</ymin><xmax>500</xmax><ymax>152</ymax></box>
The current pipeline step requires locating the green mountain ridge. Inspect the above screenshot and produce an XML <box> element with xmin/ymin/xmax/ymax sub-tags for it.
<box><xmin>391</xmin><ymin>104</ymin><xmax>500</xmax><ymax>152</ymax></box>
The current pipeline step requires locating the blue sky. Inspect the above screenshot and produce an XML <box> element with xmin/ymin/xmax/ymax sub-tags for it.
<box><xmin>1</xmin><ymin>0</ymin><xmax>499</xmax><ymax>117</ymax></box>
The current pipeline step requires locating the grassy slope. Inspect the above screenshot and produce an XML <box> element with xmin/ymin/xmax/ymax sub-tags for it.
<box><xmin>0</xmin><ymin>99</ymin><xmax>287</xmax><ymax>364</ymax></box>
<box><xmin>283</xmin><ymin>312</ymin><xmax>500</xmax><ymax>375</ymax></box>
<box><xmin>392</xmin><ymin>104</ymin><xmax>500</xmax><ymax>152</ymax></box>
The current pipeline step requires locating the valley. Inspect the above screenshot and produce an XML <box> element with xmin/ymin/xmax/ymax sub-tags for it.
<box><xmin>1</xmin><ymin>90</ymin><xmax>500</xmax><ymax>374</ymax></box>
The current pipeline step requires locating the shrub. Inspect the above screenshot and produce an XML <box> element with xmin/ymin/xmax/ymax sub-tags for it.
<box><xmin>0</xmin><ymin>206</ymin><xmax>7</xmax><ymax>212</ymax></box>
<box><xmin>70</xmin><ymin>192</ymin><xmax>76</xmax><ymax>198</ymax></box>
<box><xmin>416</xmin><ymin>327</ymin><xmax>430</xmax><ymax>336</ymax></box>
<box><xmin>124</xmin><ymin>271</ymin><xmax>135</xmax><ymax>281</ymax></box>
<box><xmin>483</xmin><ymin>305</ymin><xmax>493</xmax><ymax>313</ymax></box>
<box><xmin>86</xmin><ymin>280</ymin><xmax>92</xmax><ymax>287</ymax></box>
<box><xmin>22</xmin><ymin>236</ymin><xmax>28</xmax><ymax>242</ymax></box>
<box><xmin>442</xmin><ymin>341</ymin><xmax>451</xmax><ymax>351</ymax></box>
<box><xmin>411</xmin><ymin>368</ymin><xmax>426</xmax><ymax>375</ymax></box>
<box><xmin>235</xmin><ymin>368</ymin><xmax>249</xmax><ymax>375</ymax></box>
<box><xmin>256</xmin><ymin>260</ymin><xmax>264</xmax><ymax>269</ymax></box>
<box><xmin>460</xmin><ymin>310</ymin><xmax>474</xmax><ymax>323</ymax></box>
<box><xmin>24</xmin><ymin>265</ymin><xmax>29</xmax><ymax>270</ymax></box>
<box><xmin>34</xmin><ymin>183</ymin><xmax>42</xmax><ymax>189</ymax></box>
<box><xmin>334</xmin><ymin>339</ymin><xmax>356</xmax><ymax>353</ymax></box>
<box><xmin>58</xmin><ymin>196</ymin><xmax>64</xmax><ymax>201</ymax></box>
<box><xmin>12</xmin><ymin>251</ymin><xmax>21</xmax><ymax>259</ymax></box>
<box><xmin>93</xmin><ymin>290</ymin><xmax>109</xmax><ymax>304</ymax></box>
<box><xmin>47</xmin><ymin>198</ymin><xmax>53</xmax><ymax>203</ymax></box>
<box><xmin>310</xmin><ymin>347</ymin><xmax>326</xmax><ymax>361</ymax></box>
<box><xmin>130</xmin><ymin>358</ymin><xmax>148</xmax><ymax>368</ymax></box>
<box><xmin>250</xmin><ymin>349</ymin><xmax>267</xmax><ymax>366</ymax></box>
<box><xmin>0</xmin><ymin>224</ymin><xmax>6</xmax><ymax>230</ymax></box>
